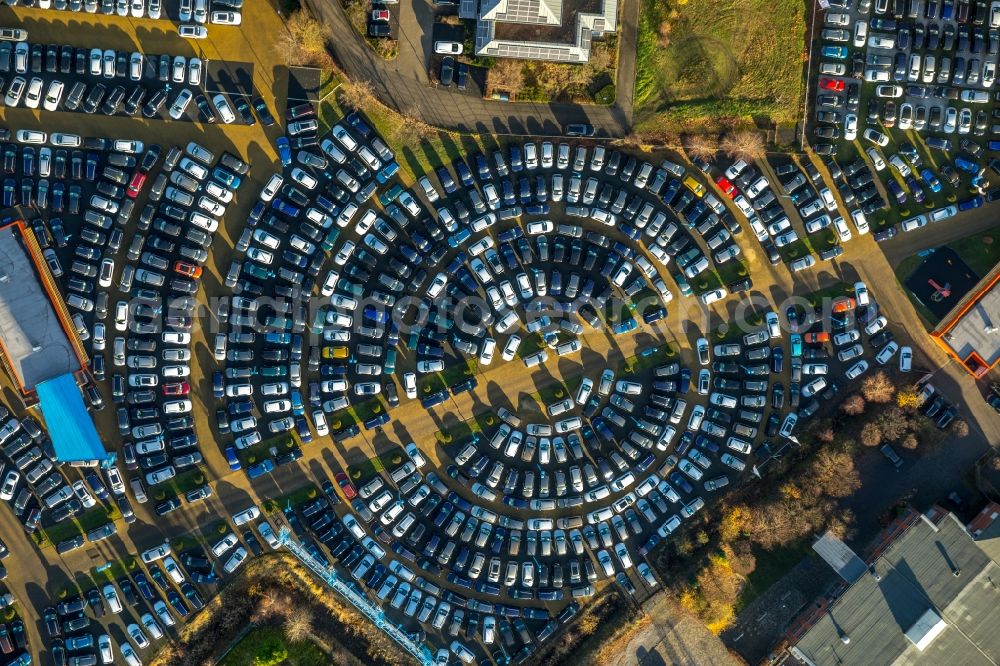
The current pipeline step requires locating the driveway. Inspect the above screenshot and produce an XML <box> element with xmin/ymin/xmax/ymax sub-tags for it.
<box><xmin>302</xmin><ymin>0</ymin><xmax>638</xmax><ymax>137</ymax></box>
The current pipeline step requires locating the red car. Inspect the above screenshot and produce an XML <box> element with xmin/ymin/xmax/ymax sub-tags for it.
<box><xmin>714</xmin><ymin>176</ymin><xmax>736</xmax><ymax>198</ymax></box>
<box><xmin>371</xmin><ymin>8</ymin><xmax>389</xmax><ymax>21</ymax></box>
<box><xmin>819</xmin><ymin>77</ymin><xmax>845</xmax><ymax>92</ymax></box>
<box><xmin>163</xmin><ymin>382</ymin><xmax>190</xmax><ymax>396</ymax></box>
<box><xmin>335</xmin><ymin>472</ymin><xmax>357</xmax><ymax>500</ymax></box>
<box><xmin>173</xmin><ymin>261</ymin><xmax>202</xmax><ymax>279</ymax></box>
<box><xmin>126</xmin><ymin>171</ymin><xmax>146</xmax><ymax>199</ymax></box>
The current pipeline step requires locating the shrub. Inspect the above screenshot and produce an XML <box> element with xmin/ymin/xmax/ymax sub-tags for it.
<box><xmin>951</xmin><ymin>419</ymin><xmax>970</xmax><ymax>437</ymax></box>
<box><xmin>861</xmin><ymin>371</ymin><xmax>895</xmax><ymax>403</ymax></box>
<box><xmin>391</xmin><ymin>455</ymin><xmax>403</xmax><ymax>465</ymax></box>
<box><xmin>350</xmin><ymin>469</ymin><xmax>362</xmax><ymax>480</ymax></box>
<box><xmin>217</xmin><ymin>523</ymin><xmax>229</xmax><ymax>535</ymax></box>
<box><xmin>307</xmin><ymin>488</ymin><xmax>318</xmax><ymax>499</ymax></box>
<box><xmin>595</xmin><ymin>84</ymin><xmax>616</xmax><ymax>104</ymax></box>
<box><xmin>860</xmin><ymin>422</ymin><xmax>883</xmax><ymax>447</ymax></box>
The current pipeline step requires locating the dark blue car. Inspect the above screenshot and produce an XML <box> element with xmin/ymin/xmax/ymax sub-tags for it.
<box><xmin>247</xmin><ymin>459</ymin><xmax>275</xmax><ymax>479</ymax></box>
<box><xmin>421</xmin><ymin>389</ymin><xmax>449</xmax><ymax>409</ymax></box>
<box><xmin>276</xmin><ymin>137</ymin><xmax>292</xmax><ymax>167</ymax></box>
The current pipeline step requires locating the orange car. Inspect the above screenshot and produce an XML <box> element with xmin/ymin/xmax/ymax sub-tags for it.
<box><xmin>173</xmin><ymin>261</ymin><xmax>202</xmax><ymax>279</ymax></box>
<box><xmin>803</xmin><ymin>332</ymin><xmax>830</xmax><ymax>344</ymax></box>
<box><xmin>831</xmin><ymin>296</ymin><xmax>856</xmax><ymax>313</ymax></box>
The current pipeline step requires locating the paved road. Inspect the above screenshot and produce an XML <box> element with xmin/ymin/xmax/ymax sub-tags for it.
<box><xmin>1</xmin><ymin>5</ymin><xmax>999</xmax><ymax>663</ymax></box>
<box><xmin>301</xmin><ymin>0</ymin><xmax>637</xmax><ymax>137</ymax></box>
<box><xmin>882</xmin><ymin>204</ymin><xmax>1000</xmax><ymax>265</ymax></box>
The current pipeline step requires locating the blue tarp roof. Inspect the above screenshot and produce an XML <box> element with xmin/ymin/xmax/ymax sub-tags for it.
<box><xmin>36</xmin><ymin>373</ymin><xmax>107</xmax><ymax>462</ymax></box>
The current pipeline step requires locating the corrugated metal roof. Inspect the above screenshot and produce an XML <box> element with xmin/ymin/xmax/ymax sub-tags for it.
<box><xmin>792</xmin><ymin>511</ymin><xmax>1000</xmax><ymax>666</ymax></box>
<box><xmin>37</xmin><ymin>373</ymin><xmax>107</xmax><ymax>462</ymax></box>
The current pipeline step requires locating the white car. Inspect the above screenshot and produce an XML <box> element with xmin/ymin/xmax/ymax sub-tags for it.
<box><xmin>212</xmin><ymin>93</ymin><xmax>237</xmax><ymax>123</ymax></box>
<box><xmin>211</xmin><ymin>9</ymin><xmax>241</xmax><ymax>23</ymax></box>
<box><xmin>434</xmin><ymin>41</ymin><xmax>463</xmax><ymax>54</ymax></box>
<box><xmin>845</xmin><ymin>360</ymin><xmax>869</xmax><ymax>380</ymax></box>
<box><xmin>42</xmin><ymin>80</ymin><xmax>64</xmax><ymax>111</ymax></box>
<box><xmin>0</xmin><ymin>471</ymin><xmax>19</xmax><ymax>501</ymax></box>
<box><xmin>526</xmin><ymin>220</ymin><xmax>554</xmax><ymax>235</ymax></box>
<box><xmin>864</xmin><ymin>315</ymin><xmax>887</xmax><ymax>335</ymax></box>
<box><xmin>261</xmin><ymin>173</ymin><xmax>283</xmax><ymax>202</ymax></box>
<box><xmin>479</xmin><ymin>338</ymin><xmax>496</xmax><ymax>365</ymax></box>
<box><xmin>899</xmin><ymin>346</ymin><xmax>912</xmax><ymax>372</ymax></box>
<box><xmin>876</xmin><ymin>341</ymin><xmax>899</xmax><ymax>365</ymax></box>
<box><xmin>169</xmin><ymin>89</ymin><xmax>194</xmax><ymax>119</ymax></box>
<box><xmin>699</xmin><ymin>288</ymin><xmax>727</xmax><ymax>305</ymax></box>
<box><xmin>403</xmin><ymin>372</ymin><xmax>417</xmax><ymax>399</ymax></box>
<box><xmin>15</xmin><ymin>129</ymin><xmax>46</xmax><ymax>144</ymax></box>
<box><xmin>854</xmin><ymin>281</ymin><xmax>870</xmax><ymax>306</ymax></box>
<box><xmin>843</xmin><ymin>113</ymin><xmax>858</xmax><ymax>141</ymax></box>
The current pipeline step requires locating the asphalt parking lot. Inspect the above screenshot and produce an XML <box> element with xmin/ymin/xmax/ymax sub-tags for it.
<box><xmin>812</xmin><ymin>0</ymin><xmax>1000</xmax><ymax>233</ymax></box>
<box><xmin>0</xmin><ymin>0</ymin><xmax>994</xmax><ymax>665</ymax></box>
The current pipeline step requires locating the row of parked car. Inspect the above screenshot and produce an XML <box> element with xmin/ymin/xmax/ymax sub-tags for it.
<box><xmin>812</xmin><ymin>0</ymin><xmax>1000</xmax><ymax>218</ymax></box>
<box><xmin>40</xmin><ymin>505</ymin><xmax>274</xmax><ymax>665</ymax></box>
<box><xmin>0</xmin><ymin>41</ymin><xmax>259</xmax><ymax>123</ymax></box>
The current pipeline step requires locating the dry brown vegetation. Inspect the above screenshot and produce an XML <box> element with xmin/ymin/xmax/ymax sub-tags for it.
<box><xmin>653</xmin><ymin>371</ymin><xmax>944</xmax><ymax>635</ymax></box>
<box><xmin>486</xmin><ymin>38</ymin><xmax>617</xmax><ymax>103</ymax></box>
<box><xmin>720</xmin><ymin>130</ymin><xmax>766</xmax><ymax>161</ymax></box>
<box><xmin>656</xmin><ymin>440</ymin><xmax>860</xmax><ymax>633</ymax></box>
<box><xmin>151</xmin><ymin>555</ymin><xmax>408</xmax><ymax>666</ymax></box>
<box><xmin>278</xmin><ymin>10</ymin><xmax>335</xmax><ymax>69</ymax></box>
<box><xmin>683</xmin><ymin>134</ymin><xmax>719</xmax><ymax>161</ymax></box>
<box><xmin>485</xmin><ymin>59</ymin><xmax>526</xmax><ymax>98</ymax></box>
<box><xmin>532</xmin><ymin>590</ymin><xmax>638</xmax><ymax>665</ymax></box>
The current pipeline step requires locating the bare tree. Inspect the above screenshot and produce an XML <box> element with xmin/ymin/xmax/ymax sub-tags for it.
<box><xmin>901</xmin><ymin>433</ymin><xmax>919</xmax><ymax>450</ymax></box>
<box><xmin>720</xmin><ymin>130</ymin><xmax>765</xmax><ymax>162</ymax></box>
<box><xmin>486</xmin><ymin>59</ymin><xmax>525</xmax><ymax>97</ymax></box>
<box><xmin>285</xmin><ymin>607</ymin><xmax>314</xmax><ymax>643</ymax></box>
<box><xmin>950</xmin><ymin>418</ymin><xmax>970</xmax><ymax>437</ymax></box>
<box><xmin>861</xmin><ymin>371</ymin><xmax>896</xmax><ymax>403</ymax></box>
<box><xmin>393</xmin><ymin>105</ymin><xmax>433</xmax><ymax>144</ymax></box>
<box><xmin>339</xmin><ymin>78</ymin><xmax>376</xmax><ymax>111</ymax></box>
<box><xmin>683</xmin><ymin>134</ymin><xmax>718</xmax><ymax>161</ymax></box>
<box><xmin>841</xmin><ymin>394</ymin><xmax>866</xmax><ymax>416</ymax></box>
<box><xmin>860</xmin><ymin>422</ymin><xmax>883</xmax><ymax>447</ymax></box>
<box><xmin>278</xmin><ymin>10</ymin><xmax>333</xmax><ymax>68</ymax></box>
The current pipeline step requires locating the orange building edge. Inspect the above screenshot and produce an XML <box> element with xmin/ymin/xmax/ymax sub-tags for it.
<box><xmin>0</xmin><ymin>220</ymin><xmax>88</xmax><ymax>396</ymax></box>
<box><xmin>930</xmin><ymin>265</ymin><xmax>1000</xmax><ymax>378</ymax></box>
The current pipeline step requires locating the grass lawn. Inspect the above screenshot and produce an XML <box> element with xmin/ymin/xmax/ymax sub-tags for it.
<box><xmin>416</xmin><ymin>373</ymin><xmax>447</xmax><ymax>396</ymax></box>
<box><xmin>948</xmin><ymin>227</ymin><xmax>1000</xmax><ymax>276</ymax></box>
<box><xmin>235</xmin><ymin>434</ymin><xmax>298</xmax><ymax>467</ymax></box>
<box><xmin>892</xmin><ymin>227</ymin><xmax>1000</xmax><ymax>328</ymax></box>
<box><xmin>715</xmin><ymin>259</ymin><xmax>751</xmax><ymax>287</ymax></box>
<box><xmin>735</xmin><ymin>541</ymin><xmax>813</xmax><ymax>612</ymax></box>
<box><xmin>262</xmin><ymin>484</ymin><xmax>320</xmax><ymax>513</ymax></box>
<box><xmin>434</xmin><ymin>411</ymin><xmax>498</xmax><ymax>445</ymax></box>
<box><xmin>804</xmin><ymin>281</ymin><xmax>852</xmax><ymax>310</ymax></box>
<box><xmin>34</xmin><ymin>504</ymin><xmax>123</xmax><ymax>549</ymax></box>
<box><xmin>219</xmin><ymin>626</ymin><xmax>328</xmax><ymax>666</ymax></box>
<box><xmin>634</xmin><ymin>0</ymin><xmax>806</xmax><ymax>135</ymax></box>
<box><xmin>350</xmin><ymin>397</ymin><xmax>387</xmax><ymax>424</ymax></box>
<box><xmin>620</xmin><ymin>344</ymin><xmax>678</xmax><ymax>376</ymax></box>
<box><xmin>440</xmin><ymin>358</ymin><xmax>479</xmax><ymax>387</ymax></box>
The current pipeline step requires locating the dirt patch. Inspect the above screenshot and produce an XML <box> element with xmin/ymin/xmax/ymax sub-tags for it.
<box><xmin>608</xmin><ymin>594</ymin><xmax>740</xmax><ymax>666</ymax></box>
